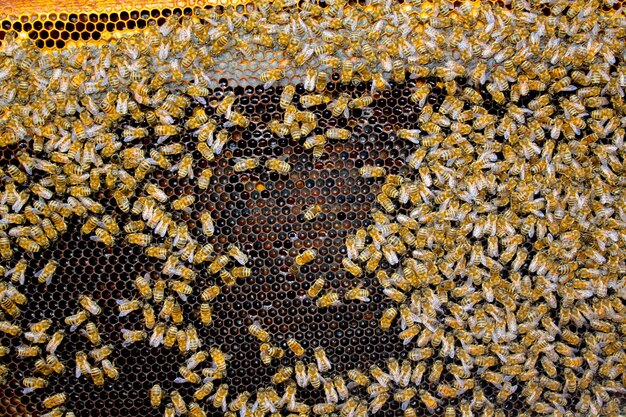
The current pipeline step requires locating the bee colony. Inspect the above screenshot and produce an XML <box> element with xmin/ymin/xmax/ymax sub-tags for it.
<box><xmin>0</xmin><ymin>0</ymin><xmax>625</xmax><ymax>415</ymax></box>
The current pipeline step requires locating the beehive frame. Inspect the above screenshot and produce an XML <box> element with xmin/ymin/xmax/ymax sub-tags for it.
<box><xmin>0</xmin><ymin>0</ymin><xmax>625</xmax><ymax>416</ymax></box>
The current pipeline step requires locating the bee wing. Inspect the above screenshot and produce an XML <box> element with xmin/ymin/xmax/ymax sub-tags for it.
<box><xmin>22</xmin><ymin>388</ymin><xmax>36</xmax><ymax>394</ymax></box>
<box><xmin>118</xmin><ymin>310</ymin><xmax>133</xmax><ymax>318</ymax></box>
<box><xmin>173</xmin><ymin>377</ymin><xmax>188</xmax><ymax>384</ymax></box>
<box><xmin>150</xmin><ymin>332</ymin><xmax>164</xmax><ymax>348</ymax></box>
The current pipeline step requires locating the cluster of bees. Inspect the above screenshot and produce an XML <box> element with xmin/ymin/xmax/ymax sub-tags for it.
<box><xmin>0</xmin><ymin>0</ymin><xmax>623</xmax><ymax>415</ymax></box>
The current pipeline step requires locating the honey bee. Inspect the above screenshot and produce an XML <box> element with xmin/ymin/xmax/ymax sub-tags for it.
<box><xmin>22</xmin><ymin>376</ymin><xmax>49</xmax><ymax>394</ymax></box>
<box><xmin>325</xmin><ymin>128</ymin><xmax>351</xmax><ymax>140</ymax></box>
<box><xmin>7</xmin><ymin>259</ymin><xmax>27</xmax><ymax>285</ymax></box>
<box><xmin>65</xmin><ymin>310</ymin><xmax>88</xmax><ymax>332</ymax></box>
<box><xmin>284</xmin><ymin>337</ymin><xmax>305</xmax><ymax>357</ymax></box>
<box><xmin>300</xmin><ymin>94</ymin><xmax>331</xmax><ymax>108</ymax></box>
<box><xmin>174</xmin><ymin>153</ymin><xmax>193</xmax><ymax>179</ymax></box>
<box><xmin>249</xmin><ymin>321</ymin><xmax>271</xmax><ymax>342</ymax></box>
<box><xmin>90</xmin><ymin>366</ymin><xmax>105</xmax><ymax>386</ymax></box>
<box><xmin>121</xmin><ymin>329</ymin><xmax>146</xmax><ymax>347</ymax></box>
<box><xmin>225</xmin><ymin>111</ymin><xmax>250</xmax><ymax>128</ymax></box>
<box><xmin>185</xmin><ymin>380</ymin><xmax>212</xmax><ymax>403</ymax></box>
<box><xmin>279</xmin><ymin>85</ymin><xmax>296</xmax><ymax>109</ymax></box>
<box><xmin>295</xmin><ymin>249</ymin><xmax>317</xmax><ymax>266</ymax></box>
<box><xmin>272</xmin><ymin>365</ymin><xmax>293</xmax><ymax>385</ymax></box>
<box><xmin>380</xmin><ymin>308</ymin><xmax>397</xmax><ymax>331</ymax></box>
<box><xmin>306</xmin><ymin>362</ymin><xmax>323</xmax><ymax>389</ymax></box>
<box><xmin>82</xmin><ymin>322</ymin><xmax>101</xmax><ymax>346</ymax></box>
<box><xmin>174</xmin><ymin>365</ymin><xmax>201</xmax><ymax>385</ymax></box>
<box><xmin>342</xmin><ymin>258</ymin><xmax>363</xmax><ymax>277</ymax></box>
<box><xmin>302</xmin><ymin>204</ymin><xmax>322</xmax><ymax>221</ymax></box>
<box><xmin>312</xmin><ymin>347</ymin><xmax>331</xmax><ymax>372</ymax></box>
<box><xmin>43</xmin><ymin>330</ymin><xmax>65</xmax><ymax>354</ymax></box>
<box><xmin>42</xmin><ymin>393</ymin><xmax>66</xmax><ymax>409</ymax></box>
<box><xmin>212</xmin><ymin>384</ymin><xmax>229</xmax><ymax>410</ymax></box>
<box><xmin>259</xmin><ymin>69</ymin><xmax>284</xmax><ymax>88</ymax></box>
<box><xmin>122</xmin><ymin>127</ymin><xmax>149</xmax><ymax>142</ymax></box>
<box><xmin>265</xmin><ymin>158</ymin><xmax>291</xmax><ymax>173</ymax></box>
<box><xmin>170</xmin><ymin>390</ymin><xmax>188</xmax><ymax>415</ymax></box>
<box><xmin>232</xmin><ymin>157</ymin><xmax>259</xmax><ymax>173</ymax></box>
<box><xmin>345</xmin><ymin>286</ymin><xmax>370</xmax><ymax>302</ymax></box>
<box><xmin>316</xmin><ymin>291</ymin><xmax>340</xmax><ymax>308</ymax></box>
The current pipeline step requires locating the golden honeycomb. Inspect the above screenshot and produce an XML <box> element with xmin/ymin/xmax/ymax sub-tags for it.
<box><xmin>0</xmin><ymin>0</ymin><xmax>625</xmax><ymax>417</ymax></box>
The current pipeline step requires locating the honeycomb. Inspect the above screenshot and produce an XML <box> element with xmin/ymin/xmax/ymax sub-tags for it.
<box><xmin>0</xmin><ymin>0</ymin><xmax>625</xmax><ymax>417</ymax></box>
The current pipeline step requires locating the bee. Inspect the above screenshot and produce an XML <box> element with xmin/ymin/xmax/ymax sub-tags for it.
<box><xmin>360</xmin><ymin>166</ymin><xmax>387</xmax><ymax>178</ymax></box>
<box><xmin>46</xmin><ymin>353</ymin><xmax>65</xmax><ymax>375</ymax></box>
<box><xmin>0</xmin><ymin>294</ymin><xmax>21</xmax><ymax>317</ymax></box>
<box><xmin>170</xmin><ymin>390</ymin><xmax>188</xmax><ymax>415</ymax></box>
<box><xmin>233</xmin><ymin>157</ymin><xmax>259</xmax><ymax>173</ymax></box>
<box><xmin>380</xmin><ymin>308</ymin><xmax>397</xmax><ymax>330</ymax></box>
<box><xmin>231</xmin><ymin>267</ymin><xmax>251</xmax><ymax>279</ymax></box>
<box><xmin>209</xmin><ymin>347</ymin><xmax>228</xmax><ymax>372</ymax></box>
<box><xmin>65</xmin><ymin>310</ymin><xmax>88</xmax><ymax>331</ymax></box>
<box><xmin>22</xmin><ymin>376</ymin><xmax>49</xmax><ymax>394</ymax></box>
<box><xmin>272</xmin><ymin>365</ymin><xmax>293</xmax><ymax>385</ymax></box>
<box><xmin>148</xmin><ymin>279</ymin><xmax>165</xmax><ymax>305</ymax></box>
<box><xmin>197</xmin><ymin>303</ymin><xmax>212</xmax><ymax>326</ymax></box>
<box><xmin>45</xmin><ymin>330</ymin><xmax>65</xmax><ymax>354</ymax></box>
<box><xmin>349</xmin><ymin>95</ymin><xmax>373</xmax><ymax>109</ymax></box>
<box><xmin>325</xmin><ymin>128</ymin><xmax>351</xmax><ymax>140</ymax></box>
<box><xmin>347</xmin><ymin>368</ymin><xmax>370</xmax><ymax>387</ymax></box>
<box><xmin>121</xmin><ymin>329</ymin><xmax>146</xmax><ymax>347</ymax></box>
<box><xmin>225</xmin><ymin>111</ymin><xmax>250</xmax><ymax>128</ymax></box>
<box><xmin>313</xmin><ymin>347</ymin><xmax>331</xmax><ymax>372</ymax></box>
<box><xmin>212</xmin><ymin>384</ymin><xmax>229</xmax><ymax>410</ymax></box>
<box><xmin>82</xmin><ymin>322</ymin><xmax>101</xmax><ymax>346</ymax></box>
<box><xmin>280</xmin><ymin>85</ymin><xmax>295</xmax><ymax>109</ymax></box>
<box><xmin>418</xmin><ymin>390</ymin><xmax>438</xmax><ymax>413</ymax></box>
<box><xmin>303</xmin><ymin>205</ymin><xmax>322</xmax><ymax>221</ymax></box>
<box><xmin>249</xmin><ymin>321</ymin><xmax>271</xmax><ymax>342</ymax></box>
<box><xmin>307</xmin><ymin>362</ymin><xmax>323</xmax><ymax>389</ymax></box>
<box><xmin>295</xmin><ymin>249</ymin><xmax>317</xmax><ymax>266</ymax></box>
<box><xmin>0</xmin><ymin>233</ymin><xmax>13</xmax><ymax>260</ymax></box>
<box><xmin>175</xmin><ymin>153</ymin><xmax>194</xmax><ymax>179</ymax></box>
<box><xmin>144</xmin><ymin>183</ymin><xmax>168</xmax><ymax>204</ymax></box>
<box><xmin>304</xmin><ymin>135</ymin><xmax>326</xmax><ymax>150</ymax></box>
<box><xmin>89</xmin><ymin>366</ymin><xmax>105</xmax><ymax>387</ymax></box>
<box><xmin>199</xmin><ymin>211</ymin><xmax>215</xmax><ymax>237</ymax></box>
<box><xmin>194</xmin><ymin>381</ymin><xmax>214</xmax><ymax>401</ymax></box>
<box><xmin>259</xmin><ymin>69</ymin><xmax>284</xmax><ymax>88</ymax></box>
<box><xmin>226</xmin><ymin>244</ymin><xmax>248</xmax><ymax>265</ymax></box>
<box><xmin>294</xmin><ymin>360</ymin><xmax>309</xmax><ymax>388</ymax></box>
<box><xmin>175</xmin><ymin>365</ymin><xmax>201</xmax><ymax>385</ymax></box>
<box><xmin>315</xmin><ymin>71</ymin><xmax>328</xmax><ymax>92</ymax></box>
<box><xmin>286</xmin><ymin>337</ymin><xmax>305</xmax><ymax>357</ymax></box>
<box><xmin>325</xmin><ymin>376</ymin><xmax>346</xmax><ymax>401</ymax></box>
<box><xmin>342</xmin><ymin>258</ymin><xmax>363</xmax><ymax>277</ymax></box>
<box><xmin>345</xmin><ymin>286</ymin><xmax>370</xmax><ymax>302</ymax></box>
<box><xmin>93</xmin><ymin>225</ymin><xmax>116</xmax><ymax>246</ymax></box>
<box><xmin>8</xmin><ymin>259</ymin><xmax>27</xmax><ymax>285</ymax></box>
<box><xmin>163</xmin><ymin>403</ymin><xmax>175</xmax><ymax>417</ymax></box>
<box><xmin>227</xmin><ymin>391</ymin><xmax>250</xmax><ymax>413</ymax></box>
<box><xmin>42</xmin><ymin>393</ymin><xmax>66</xmax><ymax>409</ymax></box>
<box><xmin>208</xmin><ymin>255</ymin><xmax>229</xmax><ymax>275</ymax></box>
<box><xmin>300</xmin><ymin>94</ymin><xmax>331</xmax><ymax>108</ymax></box>
<box><xmin>316</xmin><ymin>291</ymin><xmax>340</xmax><ymax>308</ymax></box>
<box><xmin>122</xmin><ymin>127</ymin><xmax>149</xmax><ymax>142</ymax></box>
<box><xmin>329</xmin><ymin>93</ymin><xmax>351</xmax><ymax>118</ymax></box>
<box><xmin>265</xmin><ymin>158</ymin><xmax>291</xmax><ymax>173</ymax></box>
